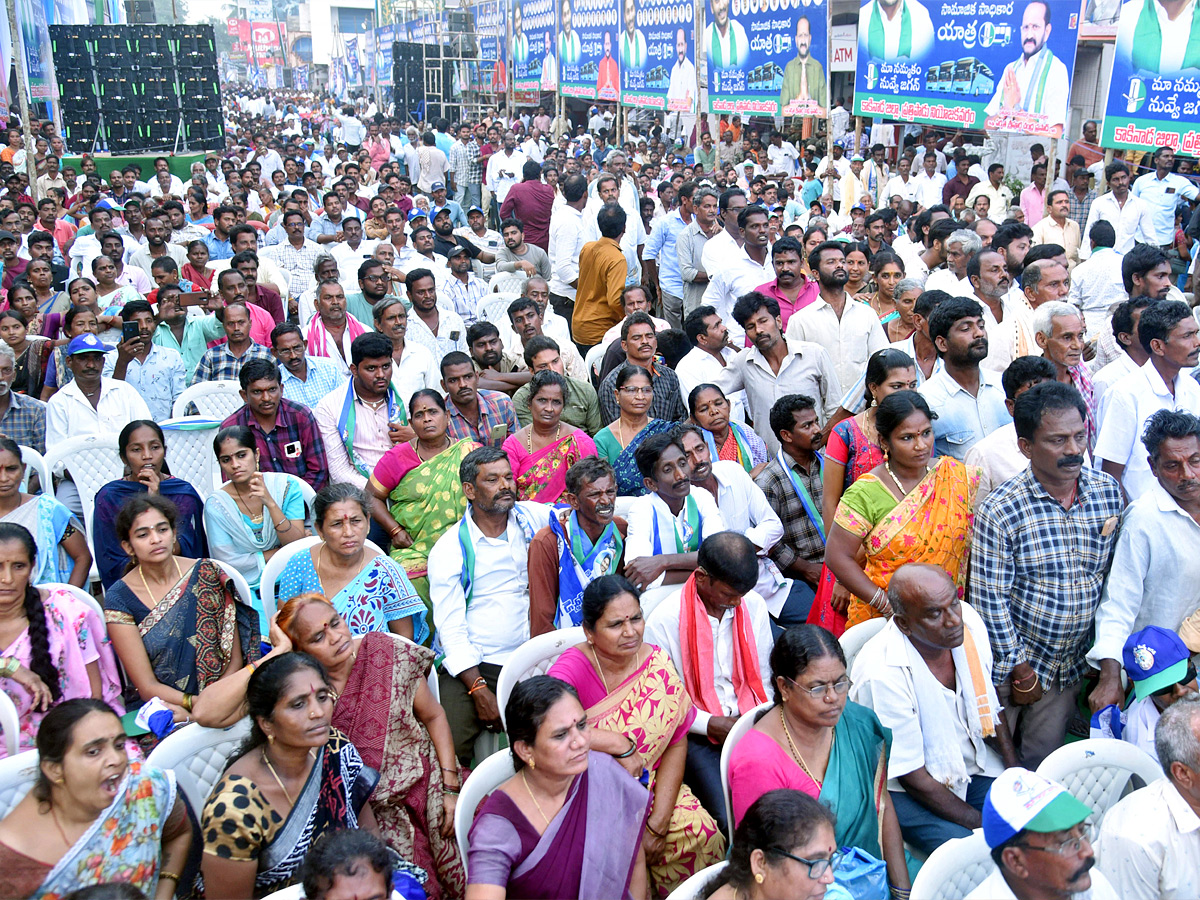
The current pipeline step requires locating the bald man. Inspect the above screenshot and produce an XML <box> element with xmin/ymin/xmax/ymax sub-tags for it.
<box><xmin>851</xmin><ymin>563</ymin><xmax>1018</xmax><ymax>854</ymax></box>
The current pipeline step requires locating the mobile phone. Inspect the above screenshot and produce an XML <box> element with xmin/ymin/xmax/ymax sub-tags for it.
<box><xmin>122</xmin><ymin>321</ymin><xmax>140</xmax><ymax>343</ymax></box>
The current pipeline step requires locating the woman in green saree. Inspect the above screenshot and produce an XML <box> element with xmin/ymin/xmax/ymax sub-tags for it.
<box><xmin>727</xmin><ymin>625</ymin><xmax>912</xmax><ymax>895</ymax></box>
<box><xmin>367</xmin><ymin>389</ymin><xmax>481</xmax><ymax>606</ymax></box>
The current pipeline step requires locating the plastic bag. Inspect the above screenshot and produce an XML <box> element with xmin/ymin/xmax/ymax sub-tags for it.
<box><xmin>834</xmin><ymin>845</ymin><xmax>889</xmax><ymax>900</ymax></box>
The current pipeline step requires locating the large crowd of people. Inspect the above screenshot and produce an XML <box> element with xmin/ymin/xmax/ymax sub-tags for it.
<box><xmin>0</xmin><ymin>87</ymin><xmax>1197</xmax><ymax>899</ymax></box>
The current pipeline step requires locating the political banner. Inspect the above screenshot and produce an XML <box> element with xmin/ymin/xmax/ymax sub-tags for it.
<box><xmin>511</xmin><ymin>0</ymin><xmax>557</xmax><ymax>92</ymax></box>
<box><xmin>294</xmin><ymin>64</ymin><xmax>309</xmax><ymax>90</ymax></box>
<box><xmin>853</xmin><ymin>0</ymin><xmax>1082</xmax><ymax>137</ymax></box>
<box><xmin>475</xmin><ymin>0</ymin><xmax>507</xmax><ymax>91</ymax></box>
<box><xmin>250</xmin><ymin>21</ymin><xmax>286</xmax><ymax>67</ymax></box>
<box><xmin>375</xmin><ymin>26</ymin><xmax>394</xmax><ymax>86</ymax></box>
<box><xmin>363</xmin><ymin>29</ymin><xmax>376</xmax><ymax>86</ymax></box>
<box><xmin>345</xmin><ymin>35</ymin><xmax>361</xmax><ymax>85</ymax></box>
<box><xmin>704</xmin><ymin>0</ymin><xmax>828</xmax><ymax>117</ymax></box>
<box><xmin>1099</xmin><ymin>0</ymin><xmax>1200</xmax><ymax>151</ymax></box>
<box><xmin>17</xmin><ymin>0</ymin><xmax>56</xmax><ymax>102</ymax></box>
<box><xmin>0</xmin><ymin>9</ymin><xmax>11</xmax><ymax>123</ymax></box>
<box><xmin>619</xmin><ymin>0</ymin><xmax>695</xmax><ymax>112</ymax></box>
<box><xmin>558</xmin><ymin>0</ymin><xmax>620</xmax><ymax>101</ymax></box>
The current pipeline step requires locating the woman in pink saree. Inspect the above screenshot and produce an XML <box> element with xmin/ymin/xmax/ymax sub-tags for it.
<box><xmin>502</xmin><ymin>371</ymin><xmax>597</xmax><ymax>504</ymax></box>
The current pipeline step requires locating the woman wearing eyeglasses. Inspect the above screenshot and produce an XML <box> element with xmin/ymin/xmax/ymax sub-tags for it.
<box><xmin>704</xmin><ymin>789</ymin><xmax>846</xmax><ymax>900</ymax></box>
<box><xmin>727</xmin><ymin>626</ymin><xmax>911</xmax><ymax>897</ymax></box>
<box><xmin>593</xmin><ymin>366</ymin><xmax>676</xmax><ymax>497</ymax></box>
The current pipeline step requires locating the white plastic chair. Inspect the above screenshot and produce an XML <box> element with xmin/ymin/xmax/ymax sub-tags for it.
<box><xmin>585</xmin><ymin>343</ymin><xmax>605</xmax><ymax>381</ymax></box>
<box><xmin>258</xmin><ymin>535</ymin><xmax>387</xmax><ymax>624</ymax></box>
<box><xmin>161</xmin><ymin>417</ymin><xmax>224</xmax><ymax>499</ymax></box>
<box><xmin>171</xmin><ymin>380</ymin><xmax>244</xmax><ymax>419</ymax></box>
<box><xmin>477</xmin><ymin>293</ymin><xmax>519</xmax><ymax>325</ymax></box>
<box><xmin>19</xmin><ymin>446</ymin><xmax>49</xmax><ymax>495</ymax></box>
<box><xmin>44</xmin><ymin>434</ymin><xmax>124</xmax><ymax>586</ymax></box>
<box><xmin>146</xmin><ymin>718</ymin><xmax>252</xmax><ymax>817</ymax></box>
<box><xmin>0</xmin><ymin>691</ymin><xmax>19</xmax><ymax>759</ymax></box>
<box><xmin>665</xmin><ymin>860</ymin><xmax>728</xmax><ymax>900</ymax></box>
<box><xmin>455</xmin><ymin>748</ymin><xmax>516</xmax><ymax>876</ymax></box>
<box><xmin>487</xmin><ymin>272</ymin><xmax>525</xmax><ymax>295</ymax></box>
<box><xmin>260</xmin><ymin>886</ymin><xmax>304</xmax><ymax>900</ymax></box>
<box><xmin>495</xmin><ymin>627</ymin><xmax>585</xmax><ymax>728</ymax></box>
<box><xmin>211</xmin><ymin>559</ymin><xmax>261</xmax><ymax>632</ymax></box>
<box><xmin>41</xmin><ymin>582</ymin><xmax>104</xmax><ymax>623</ymax></box>
<box><xmin>908</xmin><ymin>829</ymin><xmax>994</xmax><ymax>900</ymax></box>
<box><xmin>0</xmin><ymin>749</ymin><xmax>39</xmax><ymax>818</ymax></box>
<box><xmin>839</xmin><ymin>617</ymin><xmax>888</xmax><ymax>674</ymax></box>
<box><xmin>719</xmin><ymin>700</ymin><xmax>773</xmax><ymax>844</ymax></box>
<box><xmin>1036</xmin><ymin>738</ymin><xmax>1163</xmax><ymax>836</ymax></box>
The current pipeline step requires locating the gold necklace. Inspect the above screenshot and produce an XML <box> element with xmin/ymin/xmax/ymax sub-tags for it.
<box><xmin>884</xmin><ymin>460</ymin><xmax>931</xmax><ymax>497</ymax></box>
<box><xmin>526</xmin><ymin>422</ymin><xmax>561</xmax><ymax>454</ymax></box>
<box><xmin>779</xmin><ymin>707</ymin><xmax>831</xmax><ymax>788</ymax></box>
<box><xmin>414</xmin><ymin>435</ymin><xmax>451</xmax><ymax>462</ymax></box>
<box><xmin>138</xmin><ymin>557</ymin><xmax>184</xmax><ymax>607</ymax></box>
<box><xmin>261</xmin><ymin>747</ymin><xmax>313</xmax><ymax>807</ymax></box>
<box><xmin>521</xmin><ymin>770</ymin><xmax>551</xmax><ymax>826</ymax></box>
<box><xmin>48</xmin><ymin>803</ymin><xmax>75</xmax><ymax>848</ymax></box>
<box><xmin>232</xmin><ymin>480</ymin><xmax>264</xmax><ymax>523</ymax></box>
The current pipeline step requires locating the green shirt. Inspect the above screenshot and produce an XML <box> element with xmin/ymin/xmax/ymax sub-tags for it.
<box><xmin>513</xmin><ymin>376</ymin><xmax>602</xmax><ymax>435</ymax></box>
<box><xmin>779</xmin><ymin>56</ymin><xmax>828</xmax><ymax>115</ymax></box>
<box><xmin>153</xmin><ymin>315</ymin><xmax>225</xmax><ymax>374</ymax></box>
<box><xmin>342</xmin><ymin>291</ymin><xmax>388</xmax><ymax>327</ymax></box>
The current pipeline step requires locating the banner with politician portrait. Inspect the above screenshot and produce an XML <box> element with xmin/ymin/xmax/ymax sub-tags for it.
<box><xmin>558</xmin><ymin>0</ymin><xmax>622</xmax><ymax>101</ymax></box>
<box><xmin>1100</xmin><ymin>0</ymin><xmax>1200</xmax><ymax>152</ymax></box>
<box><xmin>705</xmin><ymin>0</ymin><xmax>828</xmax><ymax>117</ymax></box>
<box><xmin>853</xmin><ymin>0</ymin><xmax>1082</xmax><ymax>137</ymax></box>
<box><xmin>512</xmin><ymin>0</ymin><xmax>558</xmax><ymax>92</ymax></box>
<box><xmin>619</xmin><ymin>0</ymin><xmax>696</xmax><ymax>113</ymax></box>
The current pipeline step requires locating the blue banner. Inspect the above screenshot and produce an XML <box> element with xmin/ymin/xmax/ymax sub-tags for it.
<box><xmin>513</xmin><ymin>0</ymin><xmax>557</xmax><ymax>91</ymax></box>
<box><xmin>853</xmin><ymin>0</ymin><xmax>1081</xmax><ymax>137</ymax></box>
<box><xmin>294</xmin><ymin>63</ymin><xmax>309</xmax><ymax>90</ymax></box>
<box><xmin>1101</xmin><ymin>0</ymin><xmax>1200</xmax><ymax>152</ymax></box>
<box><xmin>375</xmin><ymin>25</ymin><xmax>394</xmax><ymax>86</ymax></box>
<box><xmin>705</xmin><ymin>0</ymin><xmax>827</xmax><ymax>117</ymax></box>
<box><xmin>620</xmin><ymin>0</ymin><xmax>696</xmax><ymax>112</ymax></box>
<box><xmin>558</xmin><ymin>0</ymin><xmax>620</xmax><ymax>101</ymax></box>
<box><xmin>345</xmin><ymin>36</ymin><xmax>361</xmax><ymax>86</ymax></box>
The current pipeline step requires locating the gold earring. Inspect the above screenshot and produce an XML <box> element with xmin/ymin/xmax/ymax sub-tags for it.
<box><xmin>754</xmin><ymin>874</ymin><xmax>764</xmax><ymax>884</ymax></box>
<box><xmin>267</xmin><ymin>733</ymin><xmax>274</xmax><ymax>744</ymax></box>
<box><xmin>528</xmin><ymin>758</ymin><xmax>535</xmax><ymax>770</ymax></box>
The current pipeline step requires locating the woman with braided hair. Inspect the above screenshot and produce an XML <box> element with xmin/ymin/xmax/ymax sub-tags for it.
<box><xmin>0</xmin><ymin>523</ymin><xmax>124</xmax><ymax>757</ymax></box>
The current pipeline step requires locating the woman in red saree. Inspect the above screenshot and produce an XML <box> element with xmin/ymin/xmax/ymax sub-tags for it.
<box><xmin>182</xmin><ymin>240</ymin><xmax>214</xmax><ymax>292</ymax></box>
<box><xmin>502</xmin><ymin>371</ymin><xmax>597</xmax><ymax>504</ymax></box>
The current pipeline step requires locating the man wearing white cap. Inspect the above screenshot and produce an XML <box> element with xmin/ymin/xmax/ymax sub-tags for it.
<box><xmin>969</xmin><ymin>767</ymin><xmax>1119</xmax><ymax>899</ymax></box>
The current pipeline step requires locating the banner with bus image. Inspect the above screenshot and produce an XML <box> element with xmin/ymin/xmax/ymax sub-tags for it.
<box><xmin>705</xmin><ymin>0</ymin><xmax>828</xmax><ymax>117</ymax></box>
<box><xmin>852</xmin><ymin>0</ymin><xmax>1082</xmax><ymax>137</ymax></box>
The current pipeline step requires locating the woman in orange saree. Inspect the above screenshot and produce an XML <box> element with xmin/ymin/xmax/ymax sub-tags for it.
<box><xmin>547</xmin><ymin>575</ymin><xmax>725</xmax><ymax>899</ymax></box>
<box><xmin>824</xmin><ymin>391</ymin><xmax>979</xmax><ymax>628</ymax></box>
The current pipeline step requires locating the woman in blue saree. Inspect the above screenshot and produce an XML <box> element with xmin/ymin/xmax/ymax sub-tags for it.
<box><xmin>275</xmin><ymin>483</ymin><xmax>428</xmax><ymax>643</ymax></box>
<box><xmin>592</xmin><ymin>366</ymin><xmax>676</xmax><ymax>497</ymax></box>
<box><xmin>104</xmin><ymin>494</ymin><xmax>260</xmax><ymax>718</ymax></box>
<box><xmin>93</xmin><ymin>420</ymin><xmax>207</xmax><ymax>590</ymax></box>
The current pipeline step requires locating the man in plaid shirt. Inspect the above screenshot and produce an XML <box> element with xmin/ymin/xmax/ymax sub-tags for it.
<box><xmin>973</xmin><ymin>382</ymin><xmax>1123</xmax><ymax>768</ymax></box>
<box><xmin>221</xmin><ymin>357</ymin><xmax>330</xmax><ymax>491</ymax></box>
<box><xmin>190</xmin><ymin>302</ymin><xmax>274</xmax><ymax>385</ymax></box>
<box><xmin>449</xmin><ymin>125</ymin><xmax>484</xmax><ymax>213</ymax></box>
<box><xmin>442</xmin><ymin>351</ymin><xmax>517</xmax><ymax>447</ymax></box>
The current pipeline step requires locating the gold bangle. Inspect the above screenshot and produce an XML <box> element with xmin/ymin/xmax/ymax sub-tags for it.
<box><xmin>181</xmin><ymin>693</ymin><xmax>193</xmax><ymax>713</ymax></box>
<box><xmin>645</xmin><ymin>821</ymin><xmax>667</xmax><ymax>838</ymax></box>
<box><xmin>159</xmin><ymin>871</ymin><xmax>181</xmax><ymax>882</ymax></box>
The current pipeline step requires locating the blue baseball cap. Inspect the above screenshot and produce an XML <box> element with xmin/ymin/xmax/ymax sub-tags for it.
<box><xmin>468</xmin><ymin>205</ymin><xmax>484</xmax><ymax>215</ymax></box>
<box><xmin>430</xmin><ymin>181</ymin><xmax>446</xmax><ymax>192</ymax></box>
<box><xmin>67</xmin><ymin>334</ymin><xmax>107</xmax><ymax>355</ymax></box>
<box><xmin>408</xmin><ymin>209</ymin><xmax>428</xmax><ymax>222</ymax></box>
<box><xmin>1123</xmin><ymin>626</ymin><xmax>1191</xmax><ymax>700</ymax></box>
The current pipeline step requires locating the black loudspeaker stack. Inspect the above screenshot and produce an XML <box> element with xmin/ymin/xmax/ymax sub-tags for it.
<box><xmin>50</xmin><ymin>24</ymin><xmax>225</xmax><ymax>154</ymax></box>
<box><xmin>392</xmin><ymin>41</ymin><xmax>427</xmax><ymax>122</ymax></box>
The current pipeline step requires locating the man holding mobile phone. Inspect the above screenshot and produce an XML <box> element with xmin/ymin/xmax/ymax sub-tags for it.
<box><xmin>104</xmin><ymin>300</ymin><xmax>187</xmax><ymax>422</ymax></box>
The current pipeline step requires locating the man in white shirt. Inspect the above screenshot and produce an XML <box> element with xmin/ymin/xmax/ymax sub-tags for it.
<box><xmin>1069</xmin><ymin>222</ymin><xmax>1128</xmax><ymax>344</ymax></box>
<box><xmin>1097</xmin><ymin>694</ymin><xmax>1200</xmax><ymax>900</ymax></box>
<box><xmin>967</xmin><ymin>164</ymin><xmax>1015</xmax><ymax>224</ymax></box>
<box><xmin>786</xmin><ymin>240</ymin><xmax>888</xmax><ymax>391</ymax></box>
<box><xmin>645</xmin><ymin>531</ymin><xmax>773</xmax><ymax>836</ymax></box>
<box><xmin>676</xmin><ymin>306</ymin><xmax>746</xmax><ymax>423</ymax></box>
<box><xmin>766</xmin><ymin>132</ymin><xmax>800</xmax><ymax>179</ymax></box>
<box><xmin>548</xmin><ymin>174</ymin><xmax>588</xmax><ymax>320</ymax></box>
<box><xmin>428</xmin><ymin>446</ymin><xmax>552</xmax><ymax>763</ymax></box>
<box><xmin>1132</xmin><ymin>147</ymin><xmax>1200</xmax><ymax>248</ymax></box>
<box><xmin>485</xmin><ymin>133</ymin><xmax>528</xmax><ymax>210</ymax></box>
<box><xmin>852</xmin><ymin>563</ymin><xmax>1017</xmax><ymax>854</ymax></box>
<box><xmin>966</xmin><ymin>357</ymin><xmax>1055</xmax><ymax>502</ymax></box>
<box><xmin>884</xmin><ymin>156</ymin><xmax>916</xmax><ymax>204</ymax></box>
<box><xmin>967</xmin><ymin>768</ymin><xmax>1120</xmax><ymax>900</ymax></box>
<box><xmin>1096</xmin><ymin>301</ymin><xmax>1200</xmax><ymax>499</ymax></box>
<box><xmin>912</xmin><ymin>133</ymin><xmax>948</xmax><ymax>173</ymax></box>
<box><xmin>1081</xmin><ymin>161</ymin><xmax>1155</xmax><ymax>258</ymax></box>
<box><xmin>1092</xmin><ymin>297</ymin><xmax>1152</xmax><ymax>410</ymax></box>
<box><xmin>983</xmin><ymin>0</ymin><xmax>1070</xmax><ymax>135</ymax></box>
<box><xmin>815</xmin><ymin>144</ymin><xmax>850</xmax><ymax>202</ymax></box>
<box><xmin>911</xmin><ymin>153</ymin><xmax>947</xmax><ymax>211</ymax></box>
<box><xmin>665</xmin><ymin>29</ymin><xmax>697</xmax><ymax>114</ymax></box>
<box><xmin>700</xmin><ymin>205</ymin><xmax>773</xmax><ymax>346</ymax></box>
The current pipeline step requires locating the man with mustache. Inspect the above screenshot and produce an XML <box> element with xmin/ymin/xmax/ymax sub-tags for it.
<box><xmin>974</xmin><ymin>382</ymin><xmax>1123</xmax><ymax>767</ymax></box>
<box><xmin>851</xmin><ymin>564</ymin><xmax>1018</xmax><ymax>854</ymax></box>
<box><xmin>1089</xmin><ymin>411</ymin><xmax>1200</xmax><ymax>716</ymax></box>
<box><xmin>967</xmin><ymin>767</ymin><xmax>1117</xmax><ymax>900</ymax></box>
<box><xmin>512</xmin><ymin>336</ymin><xmax>602</xmax><ymax>434</ymax></box>
<box><xmin>441</xmin><ymin>351</ymin><xmax>518</xmax><ymax>448</ymax></box>
<box><xmin>985</xmin><ymin>1</ymin><xmax>1070</xmax><ymax>136</ymax></box>
<box><xmin>920</xmin><ymin>296</ymin><xmax>1011</xmax><ymax>460</ymax></box>
<box><xmin>645</xmin><ymin>531</ymin><xmax>772</xmax><ymax>837</ymax></box>
<box><xmin>1033</xmin><ymin>302</ymin><xmax>1096</xmax><ymax>451</ymax></box>
<box><xmin>966</xmin><ymin>357</ymin><xmax>1056</xmax><ymax>503</ymax></box>
<box><xmin>969</xmin><ymin>248</ymin><xmax>1036</xmax><ymax>374</ymax></box>
<box><xmin>528</xmin><ymin>457</ymin><xmax>628</xmax><ymax>636</ymax></box>
<box><xmin>428</xmin><ymin>446</ymin><xmax>553</xmax><ymax>764</ymax></box>
<box><xmin>780</xmin><ymin>15</ymin><xmax>827</xmax><ymax>115</ymax></box>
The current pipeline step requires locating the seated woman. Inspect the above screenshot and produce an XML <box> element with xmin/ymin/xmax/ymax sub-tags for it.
<box><xmin>42</xmin><ymin>304</ymin><xmax>103</xmax><ymax>401</ymax></box>
<box><xmin>200</xmin><ymin>654</ymin><xmax>381</xmax><ymax>899</ymax></box>
<box><xmin>367</xmin><ymin>390</ymin><xmax>480</xmax><ymax>605</ymax></box>
<box><xmin>547</xmin><ymin>575</ymin><xmax>726</xmax><ymax>897</ymax></box>
<box><xmin>204</xmin><ymin>426</ymin><xmax>307</xmax><ymax>631</ymax></box>
<box><xmin>704</xmin><ymin>789</ymin><xmax>848</xmax><ymax>900</ymax></box>
<box><xmin>0</xmin><ymin>523</ymin><xmax>122</xmax><ymax>756</ymax></box>
<box><xmin>93</xmin><ymin>421</ymin><xmax>207</xmax><ymax>590</ymax></box>
<box><xmin>823</xmin><ymin>390</ymin><xmax>978</xmax><ymax>628</ymax></box>
<box><xmin>276</xmin><ymin>483</ymin><xmax>428</xmax><ymax>643</ymax></box>
<box><xmin>0</xmin><ymin>308</ymin><xmax>50</xmax><ymax>399</ymax></box>
<box><xmin>10</xmin><ymin>265</ymin><xmax>66</xmax><ymax>338</ymax></box>
<box><xmin>182</xmin><ymin>240</ymin><xmax>214</xmax><ymax>292</ymax></box>
<box><xmin>727</xmin><ymin>626</ymin><xmax>910</xmax><ymax>895</ymax></box>
<box><xmin>0</xmin><ymin>439</ymin><xmax>91</xmax><ymax>586</ymax></box>
<box><xmin>465</xmin><ymin>676</ymin><xmax>650</xmax><ymax>900</ymax></box>
<box><xmin>689</xmin><ymin>383</ymin><xmax>767</xmax><ymax>476</ymax></box>
<box><xmin>503</xmin><ymin>371</ymin><xmax>598</xmax><ymax>504</ymax></box>
<box><xmin>0</xmin><ymin>699</ymin><xmax>191</xmax><ymax>899</ymax></box>
<box><xmin>186</xmin><ymin>190</ymin><xmax>214</xmax><ymax>227</ymax></box>
<box><xmin>104</xmin><ymin>494</ymin><xmax>259</xmax><ymax>717</ymax></box>
<box><xmin>593</xmin><ymin>366</ymin><xmax>676</xmax><ymax>497</ymax></box>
